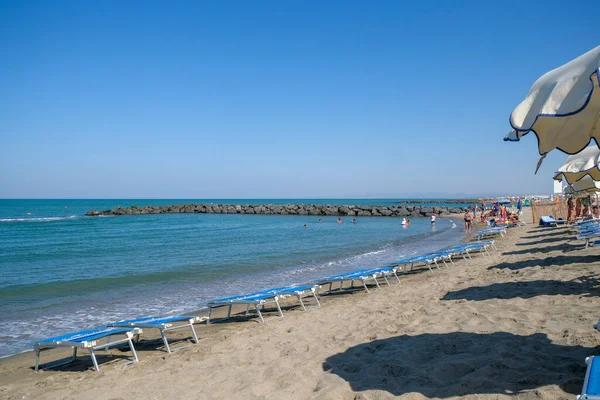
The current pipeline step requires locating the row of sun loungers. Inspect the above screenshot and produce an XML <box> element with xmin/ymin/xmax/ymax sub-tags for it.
<box><xmin>30</xmin><ymin>235</ymin><xmax>505</xmax><ymax>373</ymax></box>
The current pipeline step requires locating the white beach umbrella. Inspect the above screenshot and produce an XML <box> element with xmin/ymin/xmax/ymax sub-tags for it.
<box><xmin>505</xmin><ymin>45</ymin><xmax>600</xmax><ymax>169</ymax></box>
<box><xmin>563</xmin><ymin>175</ymin><xmax>600</xmax><ymax>195</ymax></box>
<box><xmin>554</xmin><ymin>145</ymin><xmax>600</xmax><ymax>184</ymax></box>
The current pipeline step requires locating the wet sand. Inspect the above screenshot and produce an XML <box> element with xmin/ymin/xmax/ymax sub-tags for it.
<box><xmin>2</xmin><ymin>208</ymin><xmax>600</xmax><ymax>399</ymax></box>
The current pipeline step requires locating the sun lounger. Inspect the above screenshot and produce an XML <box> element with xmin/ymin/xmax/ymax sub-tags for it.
<box><xmin>443</xmin><ymin>242</ymin><xmax>491</xmax><ymax>259</ymax></box>
<box><xmin>577</xmin><ymin>229</ymin><xmax>600</xmax><ymax>248</ymax></box>
<box><xmin>317</xmin><ymin>266</ymin><xmax>400</xmax><ymax>294</ymax></box>
<box><xmin>578</xmin><ymin>356</ymin><xmax>600</xmax><ymax>399</ymax></box>
<box><xmin>539</xmin><ymin>215</ymin><xmax>568</xmax><ymax>227</ymax></box>
<box><xmin>32</xmin><ymin>326</ymin><xmax>141</xmax><ymax>372</ymax></box>
<box><xmin>475</xmin><ymin>227</ymin><xmax>506</xmax><ymax>240</ymax></box>
<box><xmin>207</xmin><ymin>284</ymin><xmax>320</xmax><ymax>323</ymax></box>
<box><xmin>392</xmin><ymin>252</ymin><xmax>452</xmax><ymax>273</ymax></box>
<box><xmin>108</xmin><ymin>315</ymin><xmax>207</xmax><ymax>353</ymax></box>
<box><xmin>208</xmin><ymin>291</ymin><xmax>284</xmax><ymax>323</ymax></box>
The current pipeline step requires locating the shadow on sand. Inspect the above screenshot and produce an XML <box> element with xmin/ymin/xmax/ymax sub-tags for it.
<box><xmin>516</xmin><ymin>236</ymin><xmax>572</xmax><ymax>246</ymax></box>
<box><xmin>522</xmin><ymin>229</ymin><xmax>572</xmax><ymax>240</ymax></box>
<box><xmin>488</xmin><ymin>255</ymin><xmax>600</xmax><ymax>271</ymax></box>
<box><xmin>323</xmin><ymin>331</ymin><xmax>593</xmax><ymax>397</ymax></box>
<box><xmin>441</xmin><ymin>276</ymin><xmax>600</xmax><ymax>301</ymax></box>
<box><xmin>502</xmin><ymin>242</ymin><xmax>584</xmax><ymax>256</ymax></box>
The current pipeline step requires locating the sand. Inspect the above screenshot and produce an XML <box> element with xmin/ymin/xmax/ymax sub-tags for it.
<box><xmin>2</xmin><ymin>208</ymin><xmax>600</xmax><ymax>399</ymax></box>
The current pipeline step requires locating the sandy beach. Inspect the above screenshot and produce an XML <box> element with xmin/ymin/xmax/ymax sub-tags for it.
<box><xmin>2</xmin><ymin>208</ymin><xmax>600</xmax><ymax>399</ymax></box>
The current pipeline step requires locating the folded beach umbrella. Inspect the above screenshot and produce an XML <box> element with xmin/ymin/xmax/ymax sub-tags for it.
<box><xmin>563</xmin><ymin>175</ymin><xmax>600</xmax><ymax>195</ymax></box>
<box><xmin>505</xmin><ymin>45</ymin><xmax>600</xmax><ymax>168</ymax></box>
<box><xmin>554</xmin><ymin>145</ymin><xmax>600</xmax><ymax>184</ymax></box>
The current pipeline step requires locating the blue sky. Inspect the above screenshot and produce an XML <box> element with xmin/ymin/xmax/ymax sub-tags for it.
<box><xmin>0</xmin><ymin>1</ymin><xmax>598</xmax><ymax>198</ymax></box>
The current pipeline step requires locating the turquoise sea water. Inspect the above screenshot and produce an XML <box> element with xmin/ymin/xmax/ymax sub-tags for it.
<box><xmin>0</xmin><ymin>199</ymin><xmax>465</xmax><ymax>357</ymax></box>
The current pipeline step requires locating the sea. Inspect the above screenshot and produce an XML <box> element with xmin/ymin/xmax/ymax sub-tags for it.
<box><xmin>0</xmin><ymin>199</ymin><xmax>466</xmax><ymax>358</ymax></box>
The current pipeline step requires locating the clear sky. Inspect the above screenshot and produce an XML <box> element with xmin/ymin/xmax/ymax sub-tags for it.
<box><xmin>0</xmin><ymin>1</ymin><xmax>598</xmax><ymax>199</ymax></box>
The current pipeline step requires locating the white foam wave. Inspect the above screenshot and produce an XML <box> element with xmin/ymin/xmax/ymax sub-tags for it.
<box><xmin>0</xmin><ymin>215</ymin><xmax>80</xmax><ymax>223</ymax></box>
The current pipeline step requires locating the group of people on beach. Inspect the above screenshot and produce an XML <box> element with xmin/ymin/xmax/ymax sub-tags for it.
<box><xmin>567</xmin><ymin>195</ymin><xmax>599</xmax><ymax>223</ymax></box>
<box><xmin>464</xmin><ymin>199</ymin><xmax>523</xmax><ymax>234</ymax></box>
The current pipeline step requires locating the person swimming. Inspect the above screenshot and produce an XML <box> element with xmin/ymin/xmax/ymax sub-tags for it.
<box><xmin>303</xmin><ymin>224</ymin><xmax>307</xmax><ymax>229</ymax></box>
<box><xmin>352</xmin><ymin>218</ymin><xmax>356</xmax><ymax>224</ymax></box>
<box><xmin>402</xmin><ymin>218</ymin><xmax>408</xmax><ymax>226</ymax></box>
<box><xmin>337</xmin><ymin>218</ymin><xmax>342</xmax><ymax>224</ymax></box>
<box><xmin>318</xmin><ymin>218</ymin><xmax>322</xmax><ymax>223</ymax></box>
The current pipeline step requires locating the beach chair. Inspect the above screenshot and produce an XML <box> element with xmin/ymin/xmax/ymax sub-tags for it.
<box><xmin>577</xmin><ymin>228</ymin><xmax>600</xmax><ymax>248</ymax></box>
<box><xmin>475</xmin><ymin>227</ymin><xmax>506</xmax><ymax>240</ymax></box>
<box><xmin>317</xmin><ymin>266</ymin><xmax>400</xmax><ymax>294</ymax></box>
<box><xmin>392</xmin><ymin>252</ymin><xmax>452</xmax><ymax>273</ymax></box>
<box><xmin>32</xmin><ymin>326</ymin><xmax>141</xmax><ymax>372</ymax></box>
<box><xmin>539</xmin><ymin>215</ymin><xmax>568</xmax><ymax>227</ymax></box>
<box><xmin>108</xmin><ymin>315</ymin><xmax>207</xmax><ymax>353</ymax></box>
<box><xmin>207</xmin><ymin>292</ymin><xmax>284</xmax><ymax>323</ymax></box>
<box><xmin>578</xmin><ymin>356</ymin><xmax>600</xmax><ymax>399</ymax></box>
<box><xmin>443</xmin><ymin>242</ymin><xmax>491</xmax><ymax>260</ymax></box>
<box><xmin>207</xmin><ymin>284</ymin><xmax>320</xmax><ymax>323</ymax></box>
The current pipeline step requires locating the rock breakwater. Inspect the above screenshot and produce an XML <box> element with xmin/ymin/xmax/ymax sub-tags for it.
<box><xmin>86</xmin><ymin>203</ymin><xmax>470</xmax><ymax>217</ymax></box>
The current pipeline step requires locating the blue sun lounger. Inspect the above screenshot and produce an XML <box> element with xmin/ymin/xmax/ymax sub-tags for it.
<box><xmin>108</xmin><ymin>315</ymin><xmax>208</xmax><ymax>353</ymax></box>
<box><xmin>443</xmin><ymin>241</ymin><xmax>495</xmax><ymax>260</ymax></box>
<box><xmin>32</xmin><ymin>326</ymin><xmax>141</xmax><ymax>372</ymax></box>
<box><xmin>475</xmin><ymin>227</ymin><xmax>506</xmax><ymax>240</ymax></box>
<box><xmin>539</xmin><ymin>215</ymin><xmax>568</xmax><ymax>227</ymax></box>
<box><xmin>316</xmin><ymin>265</ymin><xmax>400</xmax><ymax>294</ymax></box>
<box><xmin>392</xmin><ymin>252</ymin><xmax>453</xmax><ymax>273</ymax></box>
<box><xmin>578</xmin><ymin>356</ymin><xmax>600</xmax><ymax>399</ymax></box>
<box><xmin>207</xmin><ymin>284</ymin><xmax>320</xmax><ymax>323</ymax></box>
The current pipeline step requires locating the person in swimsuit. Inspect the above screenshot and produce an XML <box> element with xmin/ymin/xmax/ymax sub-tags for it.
<box><xmin>430</xmin><ymin>213</ymin><xmax>436</xmax><ymax>226</ymax></box>
<box><xmin>567</xmin><ymin>197</ymin><xmax>574</xmax><ymax>222</ymax></box>
<box><xmin>583</xmin><ymin>195</ymin><xmax>591</xmax><ymax>216</ymax></box>
<box><xmin>464</xmin><ymin>211</ymin><xmax>472</xmax><ymax>234</ymax></box>
<box><xmin>576</xmin><ymin>198</ymin><xmax>582</xmax><ymax>219</ymax></box>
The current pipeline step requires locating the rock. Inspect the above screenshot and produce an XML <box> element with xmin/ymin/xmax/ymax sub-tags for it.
<box><xmin>338</xmin><ymin>206</ymin><xmax>350</xmax><ymax>215</ymax></box>
<box><xmin>380</xmin><ymin>209</ymin><xmax>393</xmax><ymax>216</ymax></box>
<box><xmin>357</xmin><ymin>210</ymin><xmax>371</xmax><ymax>216</ymax></box>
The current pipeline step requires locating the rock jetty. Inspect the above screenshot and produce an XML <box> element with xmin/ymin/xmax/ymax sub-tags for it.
<box><xmin>86</xmin><ymin>203</ymin><xmax>470</xmax><ymax>218</ymax></box>
<box><xmin>394</xmin><ymin>199</ymin><xmax>477</xmax><ymax>205</ymax></box>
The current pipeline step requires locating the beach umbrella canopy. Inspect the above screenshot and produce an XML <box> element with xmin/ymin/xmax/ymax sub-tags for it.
<box><xmin>563</xmin><ymin>175</ymin><xmax>600</xmax><ymax>195</ymax></box>
<box><xmin>504</xmin><ymin>45</ymin><xmax>600</xmax><ymax>166</ymax></box>
<box><xmin>554</xmin><ymin>145</ymin><xmax>600</xmax><ymax>184</ymax></box>
<box><xmin>497</xmin><ymin>199</ymin><xmax>512</xmax><ymax>204</ymax></box>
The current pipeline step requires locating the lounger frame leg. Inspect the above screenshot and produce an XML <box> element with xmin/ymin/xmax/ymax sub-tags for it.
<box><xmin>35</xmin><ymin>348</ymin><xmax>40</xmax><ymax>372</ymax></box>
<box><xmin>362</xmin><ymin>280</ymin><xmax>369</xmax><ymax>293</ymax></box>
<box><xmin>297</xmin><ymin>295</ymin><xmax>307</xmax><ymax>311</ymax></box>
<box><xmin>161</xmin><ymin>330</ymin><xmax>172</xmax><ymax>354</ymax></box>
<box><xmin>89</xmin><ymin>348</ymin><xmax>100</xmax><ymax>372</ymax></box>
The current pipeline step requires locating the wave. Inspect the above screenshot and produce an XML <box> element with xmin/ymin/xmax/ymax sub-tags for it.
<box><xmin>0</xmin><ymin>215</ymin><xmax>81</xmax><ymax>223</ymax></box>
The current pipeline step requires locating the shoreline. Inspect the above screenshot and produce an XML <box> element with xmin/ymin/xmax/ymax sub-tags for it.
<box><xmin>3</xmin><ymin>209</ymin><xmax>596</xmax><ymax>399</ymax></box>
<box><xmin>0</xmin><ymin>217</ymin><xmax>465</xmax><ymax>360</ymax></box>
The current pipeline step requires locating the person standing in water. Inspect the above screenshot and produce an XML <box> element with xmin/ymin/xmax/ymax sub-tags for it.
<box><xmin>352</xmin><ymin>218</ymin><xmax>356</xmax><ymax>224</ymax></box>
<box><xmin>337</xmin><ymin>218</ymin><xmax>342</xmax><ymax>224</ymax></box>
<box><xmin>430</xmin><ymin>213</ymin><xmax>436</xmax><ymax>226</ymax></box>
